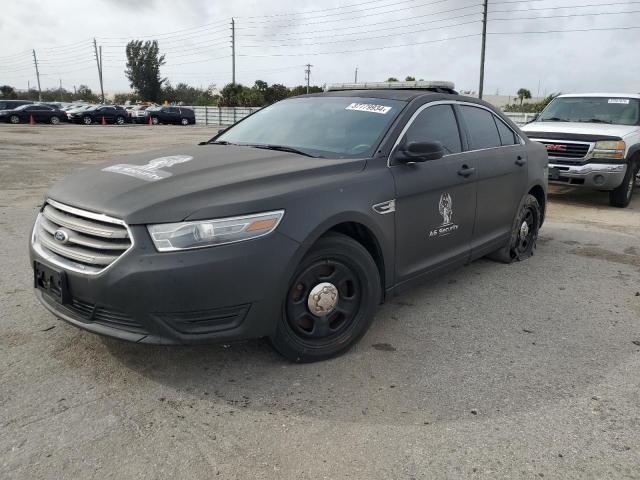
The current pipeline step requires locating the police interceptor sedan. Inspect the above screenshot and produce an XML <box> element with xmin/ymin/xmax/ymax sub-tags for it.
<box><xmin>30</xmin><ymin>81</ymin><xmax>548</xmax><ymax>362</ymax></box>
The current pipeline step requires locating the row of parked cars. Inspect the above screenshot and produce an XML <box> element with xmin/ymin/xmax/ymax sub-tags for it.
<box><xmin>0</xmin><ymin>99</ymin><xmax>196</xmax><ymax>125</ymax></box>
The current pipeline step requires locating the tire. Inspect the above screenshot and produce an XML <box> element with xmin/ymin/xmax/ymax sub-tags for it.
<box><xmin>270</xmin><ymin>232</ymin><xmax>381</xmax><ymax>362</ymax></box>
<box><xmin>488</xmin><ymin>194</ymin><xmax>541</xmax><ymax>263</ymax></box>
<box><xmin>609</xmin><ymin>160</ymin><xmax>638</xmax><ymax>208</ymax></box>
<box><xmin>115</xmin><ymin>116</ymin><xmax>125</xmax><ymax>125</ymax></box>
<box><xmin>181</xmin><ymin>118</ymin><xmax>189</xmax><ymax>126</ymax></box>
<box><xmin>50</xmin><ymin>115</ymin><xmax>60</xmax><ymax>125</ymax></box>
<box><xmin>151</xmin><ymin>117</ymin><xmax>159</xmax><ymax>125</ymax></box>
<box><xmin>9</xmin><ymin>115</ymin><xmax>20</xmax><ymax>124</ymax></box>
<box><xmin>82</xmin><ymin>116</ymin><xmax>92</xmax><ymax>125</ymax></box>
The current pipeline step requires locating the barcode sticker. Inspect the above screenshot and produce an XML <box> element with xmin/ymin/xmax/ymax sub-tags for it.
<box><xmin>608</xmin><ymin>99</ymin><xmax>630</xmax><ymax>104</ymax></box>
<box><xmin>345</xmin><ymin>103</ymin><xmax>392</xmax><ymax>114</ymax></box>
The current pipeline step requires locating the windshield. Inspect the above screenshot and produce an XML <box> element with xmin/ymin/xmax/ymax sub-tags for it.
<box><xmin>538</xmin><ymin>96</ymin><xmax>640</xmax><ymax>125</ymax></box>
<box><xmin>215</xmin><ymin>96</ymin><xmax>406</xmax><ymax>158</ymax></box>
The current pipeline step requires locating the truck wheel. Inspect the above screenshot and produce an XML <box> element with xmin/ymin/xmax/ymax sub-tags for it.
<box><xmin>488</xmin><ymin>193</ymin><xmax>541</xmax><ymax>264</ymax></box>
<box><xmin>270</xmin><ymin>232</ymin><xmax>381</xmax><ymax>362</ymax></box>
<box><xmin>609</xmin><ymin>161</ymin><xmax>638</xmax><ymax>208</ymax></box>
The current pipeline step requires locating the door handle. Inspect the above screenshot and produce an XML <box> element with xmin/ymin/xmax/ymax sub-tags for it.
<box><xmin>457</xmin><ymin>165</ymin><xmax>475</xmax><ymax>177</ymax></box>
<box><xmin>515</xmin><ymin>156</ymin><xmax>526</xmax><ymax>166</ymax></box>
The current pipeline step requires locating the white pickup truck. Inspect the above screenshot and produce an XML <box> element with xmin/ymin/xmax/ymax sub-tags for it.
<box><xmin>523</xmin><ymin>93</ymin><xmax>639</xmax><ymax>207</ymax></box>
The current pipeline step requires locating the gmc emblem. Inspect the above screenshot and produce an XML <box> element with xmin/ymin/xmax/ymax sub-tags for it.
<box><xmin>545</xmin><ymin>144</ymin><xmax>567</xmax><ymax>152</ymax></box>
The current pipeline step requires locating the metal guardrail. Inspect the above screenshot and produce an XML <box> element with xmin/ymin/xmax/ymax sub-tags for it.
<box><xmin>182</xmin><ymin>106</ymin><xmax>262</xmax><ymax>126</ymax></box>
<box><xmin>182</xmin><ymin>106</ymin><xmax>536</xmax><ymax>127</ymax></box>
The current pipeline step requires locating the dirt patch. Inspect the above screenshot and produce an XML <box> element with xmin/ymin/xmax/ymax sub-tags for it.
<box><xmin>571</xmin><ymin>246</ymin><xmax>640</xmax><ymax>269</ymax></box>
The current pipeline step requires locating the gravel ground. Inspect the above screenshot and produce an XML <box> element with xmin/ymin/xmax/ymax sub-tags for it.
<box><xmin>1</xmin><ymin>124</ymin><xmax>639</xmax><ymax>479</ymax></box>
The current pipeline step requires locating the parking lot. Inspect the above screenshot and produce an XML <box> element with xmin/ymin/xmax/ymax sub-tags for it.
<box><xmin>1</xmin><ymin>124</ymin><xmax>639</xmax><ymax>479</ymax></box>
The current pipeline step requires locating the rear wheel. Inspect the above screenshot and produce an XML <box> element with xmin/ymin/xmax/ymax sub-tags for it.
<box><xmin>50</xmin><ymin>115</ymin><xmax>60</xmax><ymax>125</ymax></box>
<box><xmin>115</xmin><ymin>115</ymin><xmax>125</xmax><ymax>125</ymax></box>
<box><xmin>82</xmin><ymin>115</ymin><xmax>92</xmax><ymax>125</ymax></box>
<box><xmin>151</xmin><ymin>116</ymin><xmax>159</xmax><ymax>125</ymax></box>
<box><xmin>9</xmin><ymin>115</ymin><xmax>20</xmax><ymax>124</ymax></box>
<box><xmin>489</xmin><ymin>194</ymin><xmax>541</xmax><ymax>263</ymax></box>
<box><xmin>270</xmin><ymin>232</ymin><xmax>381</xmax><ymax>362</ymax></box>
<box><xmin>609</xmin><ymin>160</ymin><xmax>638</xmax><ymax>208</ymax></box>
<box><xmin>181</xmin><ymin>118</ymin><xmax>189</xmax><ymax>126</ymax></box>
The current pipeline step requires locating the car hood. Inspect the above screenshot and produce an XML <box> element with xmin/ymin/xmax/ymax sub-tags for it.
<box><xmin>46</xmin><ymin>144</ymin><xmax>367</xmax><ymax>224</ymax></box>
<box><xmin>523</xmin><ymin>121</ymin><xmax>639</xmax><ymax>139</ymax></box>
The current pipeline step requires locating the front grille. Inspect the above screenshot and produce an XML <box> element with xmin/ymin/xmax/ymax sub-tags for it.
<box><xmin>537</xmin><ymin>140</ymin><xmax>591</xmax><ymax>159</ymax></box>
<box><xmin>34</xmin><ymin>200</ymin><xmax>132</xmax><ymax>274</ymax></box>
<box><xmin>69</xmin><ymin>298</ymin><xmax>146</xmax><ymax>334</ymax></box>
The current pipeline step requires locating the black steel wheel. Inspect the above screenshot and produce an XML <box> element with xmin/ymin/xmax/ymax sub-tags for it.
<box><xmin>489</xmin><ymin>193</ymin><xmax>541</xmax><ymax>263</ymax></box>
<box><xmin>271</xmin><ymin>232</ymin><xmax>381</xmax><ymax>362</ymax></box>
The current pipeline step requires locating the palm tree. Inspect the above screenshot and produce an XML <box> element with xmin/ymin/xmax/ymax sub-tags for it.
<box><xmin>517</xmin><ymin>88</ymin><xmax>532</xmax><ymax>107</ymax></box>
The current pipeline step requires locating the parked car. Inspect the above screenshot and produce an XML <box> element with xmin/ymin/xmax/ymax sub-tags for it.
<box><xmin>0</xmin><ymin>99</ymin><xmax>33</xmax><ymax>110</ymax></box>
<box><xmin>146</xmin><ymin>106</ymin><xmax>196</xmax><ymax>125</ymax></box>
<box><xmin>68</xmin><ymin>105</ymin><xmax>129</xmax><ymax>125</ymax></box>
<box><xmin>29</xmin><ymin>81</ymin><xmax>547</xmax><ymax>362</ymax></box>
<box><xmin>129</xmin><ymin>105</ymin><xmax>152</xmax><ymax>123</ymax></box>
<box><xmin>523</xmin><ymin>93</ymin><xmax>640</xmax><ymax>207</ymax></box>
<box><xmin>0</xmin><ymin>103</ymin><xmax>66</xmax><ymax>124</ymax></box>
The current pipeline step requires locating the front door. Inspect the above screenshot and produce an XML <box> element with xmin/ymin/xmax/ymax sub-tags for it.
<box><xmin>391</xmin><ymin>103</ymin><xmax>477</xmax><ymax>284</ymax></box>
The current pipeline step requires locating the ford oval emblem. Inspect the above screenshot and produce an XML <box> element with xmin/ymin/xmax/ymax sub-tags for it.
<box><xmin>54</xmin><ymin>229</ymin><xmax>69</xmax><ymax>244</ymax></box>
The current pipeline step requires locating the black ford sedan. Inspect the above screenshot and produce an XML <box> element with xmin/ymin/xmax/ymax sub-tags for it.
<box><xmin>0</xmin><ymin>104</ymin><xmax>67</xmax><ymax>124</ymax></box>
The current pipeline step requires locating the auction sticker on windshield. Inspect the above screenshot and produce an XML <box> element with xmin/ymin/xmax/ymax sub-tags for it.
<box><xmin>345</xmin><ymin>103</ymin><xmax>392</xmax><ymax>114</ymax></box>
<box><xmin>608</xmin><ymin>99</ymin><xmax>630</xmax><ymax>104</ymax></box>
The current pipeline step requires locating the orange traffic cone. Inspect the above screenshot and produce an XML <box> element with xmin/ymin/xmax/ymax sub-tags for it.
<box><xmin>29</xmin><ymin>115</ymin><xmax>35</xmax><ymax>125</ymax></box>
<box><xmin>101</xmin><ymin>116</ymin><xmax>106</xmax><ymax>125</ymax></box>
<box><xmin>148</xmin><ymin>116</ymin><xmax>153</xmax><ymax>126</ymax></box>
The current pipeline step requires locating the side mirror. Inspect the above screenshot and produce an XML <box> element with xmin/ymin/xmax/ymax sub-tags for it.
<box><xmin>395</xmin><ymin>140</ymin><xmax>445</xmax><ymax>163</ymax></box>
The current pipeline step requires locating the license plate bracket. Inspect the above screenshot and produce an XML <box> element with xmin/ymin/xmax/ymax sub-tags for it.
<box><xmin>549</xmin><ymin>167</ymin><xmax>560</xmax><ymax>180</ymax></box>
<box><xmin>34</xmin><ymin>261</ymin><xmax>70</xmax><ymax>304</ymax></box>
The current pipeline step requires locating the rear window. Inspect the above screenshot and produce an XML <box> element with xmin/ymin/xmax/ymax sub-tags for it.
<box><xmin>460</xmin><ymin>105</ymin><xmax>502</xmax><ymax>150</ymax></box>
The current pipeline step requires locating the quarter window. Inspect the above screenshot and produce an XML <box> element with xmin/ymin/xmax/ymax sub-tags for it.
<box><xmin>460</xmin><ymin>105</ymin><xmax>502</xmax><ymax>150</ymax></box>
<box><xmin>494</xmin><ymin>116</ymin><xmax>518</xmax><ymax>146</ymax></box>
<box><xmin>404</xmin><ymin>104</ymin><xmax>462</xmax><ymax>154</ymax></box>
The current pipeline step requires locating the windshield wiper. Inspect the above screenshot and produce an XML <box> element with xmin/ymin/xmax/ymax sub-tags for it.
<box><xmin>579</xmin><ymin>118</ymin><xmax>612</xmax><ymax>124</ymax></box>
<box><xmin>207</xmin><ymin>140</ymin><xmax>235</xmax><ymax>145</ymax></box>
<box><xmin>543</xmin><ymin>117</ymin><xmax>569</xmax><ymax>122</ymax></box>
<box><xmin>246</xmin><ymin>144</ymin><xmax>319</xmax><ymax>158</ymax></box>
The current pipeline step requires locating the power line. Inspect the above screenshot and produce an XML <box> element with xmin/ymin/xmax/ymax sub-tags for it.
<box><xmin>492</xmin><ymin>9</ymin><xmax>640</xmax><ymax>20</ymax></box>
<box><xmin>490</xmin><ymin>0</ymin><xmax>640</xmax><ymax>13</ymax></box>
<box><xmin>489</xmin><ymin>24</ymin><xmax>640</xmax><ymax>33</ymax></box>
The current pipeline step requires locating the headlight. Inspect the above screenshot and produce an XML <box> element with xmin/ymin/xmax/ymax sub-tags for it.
<box><xmin>147</xmin><ymin>210</ymin><xmax>284</xmax><ymax>252</ymax></box>
<box><xmin>592</xmin><ymin>140</ymin><xmax>626</xmax><ymax>160</ymax></box>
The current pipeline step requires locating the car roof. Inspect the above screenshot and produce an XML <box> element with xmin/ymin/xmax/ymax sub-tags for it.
<box><xmin>301</xmin><ymin>89</ymin><xmax>493</xmax><ymax>107</ymax></box>
<box><xmin>558</xmin><ymin>93</ymin><xmax>640</xmax><ymax>99</ymax></box>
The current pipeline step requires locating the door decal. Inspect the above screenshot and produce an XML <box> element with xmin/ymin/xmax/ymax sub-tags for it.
<box><xmin>429</xmin><ymin>193</ymin><xmax>459</xmax><ymax>238</ymax></box>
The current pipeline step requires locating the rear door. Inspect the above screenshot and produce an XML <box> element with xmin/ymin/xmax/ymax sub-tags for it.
<box><xmin>457</xmin><ymin>104</ymin><xmax>528</xmax><ymax>255</ymax></box>
<box><xmin>391</xmin><ymin>102</ymin><xmax>477</xmax><ymax>284</ymax></box>
<box><xmin>164</xmin><ymin>107</ymin><xmax>180</xmax><ymax>123</ymax></box>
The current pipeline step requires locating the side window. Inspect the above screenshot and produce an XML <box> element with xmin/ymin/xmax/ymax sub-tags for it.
<box><xmin>460</xmin><ymin>105</ymin><xmax>502</xmax><ymax>150</ymax></box>
<box><xmin>494</xmin><ymin>116</ymin><xmax>518</xmax><ymax>146</ymax></box>
<box><xmin>404</xmin><ymin>104</ymin><xmax>462</xmax><ymax>154</ymax></box>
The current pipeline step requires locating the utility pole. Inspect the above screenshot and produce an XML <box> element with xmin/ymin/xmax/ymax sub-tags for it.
<box><xmin>354</xmin><ymin>67</ymin><xmax>358</xmax><ymax>83</ymax></box>
<box><xmin>305</xmin><ymin>63</ymin><xmax>312</xmax><ymax>94</ymax></box>
<box><xmin>478</xmin><ymin>0</ymin><xmax>488</xmax><ymax>99</ymax></box>
<box><xmin>32</xmin><ymin>49</ymin><xmax>42</xmax><ymax>102</ymax></box>
<box><xmin>93</xmin><ymin>38</ymin><xmax>104</xmax><ymax>103</ymax></box>
<box><xmin>231</xmin><ymin>18</ymin><xmax>236</xmax><ymax>84</ymax></box>
<box><xmin>59</xmin><ymin>79</ymin><xmax>63</xmax><ymax>101</ymax></box>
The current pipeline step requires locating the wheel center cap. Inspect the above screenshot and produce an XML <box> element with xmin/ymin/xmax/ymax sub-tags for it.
<box><xmin>520</xmin><ymin>221</ymin><xmax>530</xmax><ymax>238</ymax></box>
<box><xmin>308</xmin><ymin>282</ymin><xmax>339</xmax><ymax>317</ymax></box>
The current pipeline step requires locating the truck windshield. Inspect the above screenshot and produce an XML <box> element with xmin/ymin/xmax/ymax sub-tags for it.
<box><xmin>215</xmin><ymin>96</ymin><xmax>406</xmax><ymax>158</ymax></box>
<box><xmin>538</xmin><ymin>97</ymin><xmax>640</xmax><ymax>126</ymax></box>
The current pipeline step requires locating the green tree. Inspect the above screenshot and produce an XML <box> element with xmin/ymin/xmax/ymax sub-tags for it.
<box><xmin>405</xmin><ymin>76</ymin><xmax>416</xmax><ymax>81</ymax></box>
<box><xmin>504</xmin><ymin>93</ymin><xmax>559</xmax><ymax>113</ymax></box>
<box><xmin>0</xmin><ymin>85</ymin><xmax>17</xmax><ymax>99</ymax></box>
<box><xmin>289</xmin><ymin>85</ymin><xmax>323</xmax><ymax>96</ymax></box>
<box><xmin>125</xmin><ymin>40</ymin><xmax>166</xmax><ymax>102</ymax></box>
<box><xmin>386</xmin><ymin>77</ymin><xmax>399</xmax><ymax>82</ymax></box>
<box><xmin>76</xmin><ymin>85</ymin><xmax>100</xmax><ymax>103</ymax></box>
<box><xmin>517</xmin><ymin>88</ymin><xmax>532</xmax><ymax>107</ymax></box>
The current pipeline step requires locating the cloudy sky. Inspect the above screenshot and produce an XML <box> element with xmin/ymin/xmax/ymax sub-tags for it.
<box><xmin>1</xmin><ymin>0</ymin><xmax>639</xmax><ymax>97</ymax></box>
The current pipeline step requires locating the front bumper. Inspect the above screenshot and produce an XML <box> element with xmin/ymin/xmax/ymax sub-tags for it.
<box><xmin>548</xmin><ymin>162</ymin><xmax>627</xmax><ymax>190</ymax></box>
<box><xmin>30</xmin><ymin>225</ymin><xmax>301</xmax><ymax>344</ymax></box>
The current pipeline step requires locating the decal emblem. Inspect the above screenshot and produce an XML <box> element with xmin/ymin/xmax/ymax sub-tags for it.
<box><xmin>102</xmin><ymin>155</ymin><xmax>193</xmax><ymax>182</ymax></box>
<box><xmin>429</xmin><ymin>193</ymin><xmax>459</xmax><ymax>238</ymax></box>
<box><xmin>54</xmin><ymin>229</ymin><xmax>69</xmax><ymax>244</ymax></box>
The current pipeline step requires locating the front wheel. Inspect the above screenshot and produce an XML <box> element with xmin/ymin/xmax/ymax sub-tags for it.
<box><xmin>270</xmin><ymin>232</ymin><xmax>381</xmax><ymax>362</ymax></box>
<box><xmin>488</xmin><ymin>194</ymin><xmax>541</xmax><ymax>263</ymax></box>
<box><xmin>181</xmin><ymin>118</ymin><xmax>189</xmax><ymax>126</ymax></box>
<box><xmin>50</xmin><ymin>115</ymin><xmax>60</xmax><ymax>125</ymax></box>
<box><xmin>115</xmin><ymin>115</ymin><xmax>125</xmax><ymax>125</ymax></box>
<box><xmin>151</xmin><ymin>116</ymin><xmax>159</xmax><ymax>125</ymax></box>
<box><xmin>82</xmin><ymin>116</ymin><xmax>92</xmax><ymax>125</ymax></box>
<box><xmin>609</xmin><ymin>161</ymin><xmax>638</xmax><ymax>208</ymax></box>
<box><xmin>9</xmin><ymin>115</ymin><xmax>20</xmax><ymax>124</ymax></box>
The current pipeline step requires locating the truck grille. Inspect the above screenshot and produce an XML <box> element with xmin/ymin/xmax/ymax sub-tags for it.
<box><xmin>536</xmin><ymin>140</ymin><xmax>591</xmax><ymax>159</ymax></box>
<box><xmin>33</xmin><ymin>200</ymin><xmax>132</xmax><ymax>274</ymax></box>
